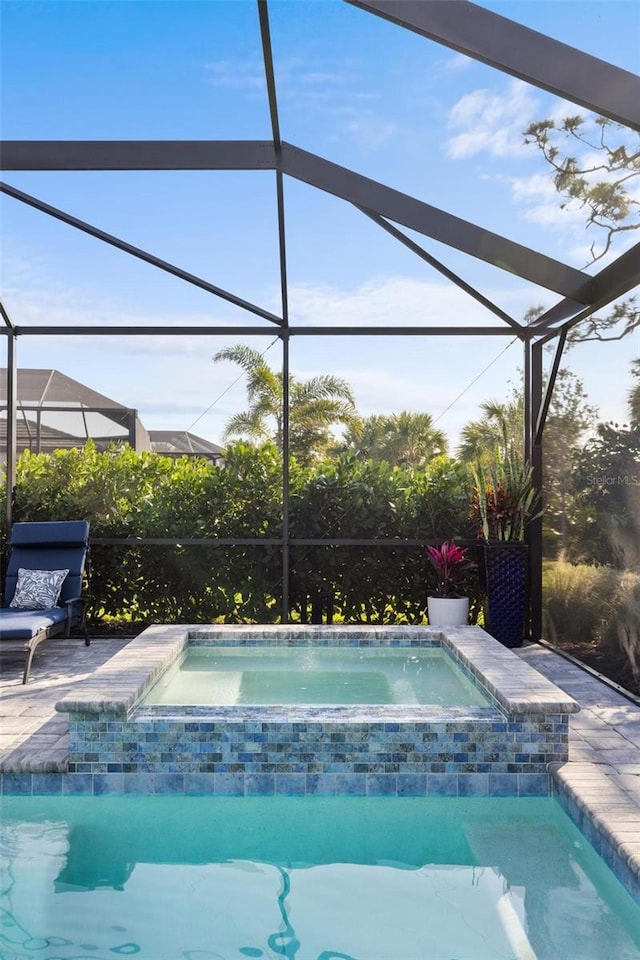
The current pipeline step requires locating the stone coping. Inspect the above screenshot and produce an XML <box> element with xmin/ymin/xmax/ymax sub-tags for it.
<box><xmin>551</xmin><ymin>762</ymin><xmax>640</xmax><ymax>904</ymax></box>
<box><xmin>55</xmin><ymin>624</ymin><xmax>579</xmax><ymax>719</ymax></box>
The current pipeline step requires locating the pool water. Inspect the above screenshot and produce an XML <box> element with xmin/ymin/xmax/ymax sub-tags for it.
<box><xmin>143</xmin><ymin>646</ymin><xmax>490</xmax><ymax>706</ymax></box>
<box><xmin>1</xmin><ymin>796</ymin><xmax>639</xmax><ymax>960</ymax></box>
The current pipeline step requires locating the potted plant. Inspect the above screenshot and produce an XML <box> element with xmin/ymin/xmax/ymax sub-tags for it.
<box><xmin>426</xmin><ymin>540</ymin><xmax>477</xmax><ymax>626</ymax></box>
<box><xmin>470</xmin><ymin>434</ymin><xmax>543</xmax><ymax>647</ymax></box>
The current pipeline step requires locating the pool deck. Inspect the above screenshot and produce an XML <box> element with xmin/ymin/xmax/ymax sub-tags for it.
<box><xmin>1</xmin><ymin>635</ymin><xmax>639</xmax><ymax>898</ymax></box>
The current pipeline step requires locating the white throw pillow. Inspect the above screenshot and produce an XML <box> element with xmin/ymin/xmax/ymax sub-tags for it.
<box><xmin>9</xmin><ymin>568</ymin><xmax>69</xmax><ymax>610</ymax></box>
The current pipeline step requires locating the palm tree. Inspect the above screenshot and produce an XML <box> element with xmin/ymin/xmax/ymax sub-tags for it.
<box><xmin>213</xmin><ymin>344</ymin><xmax>358</xmax><ymax>465</ymax></box>
<box><xmin>341</xmin><ymin>411</ymin><xmax>447</xmax><ymax>468</ymax></box>
<box><xmin>457</xmin><ymin>399</ymin><xmax>523</xmax><ymax>462</ymax></box>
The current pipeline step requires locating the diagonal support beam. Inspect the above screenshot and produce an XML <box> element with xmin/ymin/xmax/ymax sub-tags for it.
<box><xmin>279</xmin><ymin>142</ymin><xmax>593</xmax><ymax>300</ymax></box>
<box><xmin>258</xmin><ymin>0</ymin><xmax>289</xmax><ymax>327</ymax></box>
<box><xmin>535</xmin><ymin>328</ymin><xmax>567</xmax><ymax>445</ymax></box>
<box><xmin>358</xmin><ymin>207</ymin><xmax>525</xmax><ymax>334</ymax></box>
<box><xmin>0</xmin><ymin>181</ymin><xmax>284</xmax><ymax>326</ymax></box>
<box><xmin>0</xmin><ymin>298</ymin><xmax>15</xmax><ymax>330</ymax></box>
<box><xmin>346</xmin><ymin>0</ymin><xmax>640</xmax><ymax>131</ymax></box>
<box><xmin>258</xmin><ymin>0</ymin><xmax>282</xmax><ymax>151</ymax></box>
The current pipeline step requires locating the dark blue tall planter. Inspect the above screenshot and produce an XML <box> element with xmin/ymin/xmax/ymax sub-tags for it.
<box><xmin>483</xmin><ymin>541</ymin><xmax>529</xmax><ymax>648</ymax></box>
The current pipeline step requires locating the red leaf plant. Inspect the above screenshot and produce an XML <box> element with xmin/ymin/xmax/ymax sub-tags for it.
<box><xmin>426</xmin><ymin>540</ymin><xmax>477</xmax><ymax>599</ymax></box>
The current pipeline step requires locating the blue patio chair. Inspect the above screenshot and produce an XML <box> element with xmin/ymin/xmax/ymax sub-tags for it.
<box><xmin>0</xmin><ymin>520</ymin><xmax>90</xmax><ymax>683</ymax></box>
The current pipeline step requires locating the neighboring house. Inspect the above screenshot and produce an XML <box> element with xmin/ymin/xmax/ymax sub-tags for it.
<box><xmin>0</xmin><ymin>369</ymin><xmax>222</xmax><ymax>463</ymax></box>
<box><xmin>147</xmin><ymin>430</ymin><xmax>224</xmax><ymax>466</ymax></box>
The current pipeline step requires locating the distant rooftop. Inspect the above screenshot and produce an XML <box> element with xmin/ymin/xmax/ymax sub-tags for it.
<box><xmin>1</xmin><ymin>368</ymin><xmax>128</xmax><ymax>409</ymax></box>
<box><xmin>0</xmin><ymin>369</ymin><xmax>222</xmax><ymax>462</ymax></box>
<box><xmin>147</xmin><ymin>430</ymin><xmax>224</xmax><ymax>463</ymax></box>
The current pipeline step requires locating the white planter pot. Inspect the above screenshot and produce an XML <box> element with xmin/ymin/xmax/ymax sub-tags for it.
<box><xmin>427</xmin><ymin>596</ymin><xmax>469</xmax><ymax>627</ymax></box>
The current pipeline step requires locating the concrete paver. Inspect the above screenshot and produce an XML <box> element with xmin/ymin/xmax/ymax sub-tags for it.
<box><xmin>517</xmin><ymin>644</ymin><xmax>640</xmax><ymax>799</ymax></box>
<box><xmin>1</xmin><ymin>636</ymin><xmax>131</xmax><ymax>767</ymax></box>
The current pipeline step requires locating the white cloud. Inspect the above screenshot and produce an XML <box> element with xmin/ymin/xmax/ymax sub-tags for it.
<box><xmin>440</xmin><ymin>53</ymin><xmax>474</xmax><ymax>75</ymax></box>
<box><xmin>206</xmin><ymin>52</ymin><xmax>394</xmax><ymax>153</ymax></box>
<box><xmin>300</xmin><ymin>71</ymin><xmax>345</xmax><ymax>87</ymax></box>
<box><xmin>510</xmin><ymin>172</ymin><xmax>556</xmax><ymax>205</ymax></box>
<box><xmin>204</xmin><ymin>59</ymin><xmax>266</xmax><ymax>93</ymax></box>
<box><xmin>288</xmin><ymin>275</ymin><xmax>531</xmax><ymax>328</ymax></box>
<box><xmin>547</xmin><ymin>100</ymin><xmax>589</xmax><ymax>126</ymax></box>
<box><xmin>446</xmin><ymin>79</ymin><xmax>539</xmax><ymax>159</ymax></box>
<box><xmin>334</xmin><ymin>110</ymin><xmax>399</xmax><ymax>152</ymax></box>
<box><xmin>443</xmin><ymin>83</ymin><xmax>639</xmax><ymax>265</ymax></box>
<box><xmin>279</xmin><ymin>278</ymin><xmax>526</xmax><ymax>445</ymax></box>
<box><xmin>206</xmin><ymin>55</ymin><xmax>348</xmax><ymax>104</ymax></box>
<box><xmin>510</xmin><ymin>171</ymin><xmax>586</xmax><ymax>233</ymax></box>
<box><xmin>8</xmin><ymin>258</ymin><xmax>532</xmax><ymax>337</ymax></box>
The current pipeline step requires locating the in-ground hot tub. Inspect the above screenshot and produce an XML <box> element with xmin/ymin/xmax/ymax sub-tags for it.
<box><xmin>142</xmin><ymin>642</ymin><xmax>492</xmax><ymax>707</ymax></box>
<box><xmin>57</xmin><ymin>625</ymin><xmax>579</xmax><ymax>797</ymax></box>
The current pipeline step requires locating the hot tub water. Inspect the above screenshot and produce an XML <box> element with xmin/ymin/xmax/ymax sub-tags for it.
<box><xmin>142</xmin><ymin>645</ymin><xmax>491</xmax><ymax>706</ymax></box>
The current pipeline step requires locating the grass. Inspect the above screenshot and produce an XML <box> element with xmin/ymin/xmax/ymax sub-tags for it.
<box><xmin>543</xmin><ymin>560</ymin><xmax>640</xmax><ymax>696</ymax></box>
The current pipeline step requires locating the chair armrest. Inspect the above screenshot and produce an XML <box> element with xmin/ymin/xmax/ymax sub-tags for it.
<box><xmin>63</xmin><ymin>595</ymin><xmax>90</xmax><ymax>637</ymax></box>
<box><xmin>64</xmin><ymin>595</ymin><xmax>83</xmax><ymax>606</ymax></box>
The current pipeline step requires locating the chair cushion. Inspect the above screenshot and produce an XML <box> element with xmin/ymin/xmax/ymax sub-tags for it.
<box><xmin>9</xmin><ymin>521</ymin><xmax>90</xmax><ymax>548</ymax></box>
<box><xmin>0</xmin><ymin>607</ymin><xmax>69</xmax><ymax>640</ymax></box>
<box><xmin>9</xmin><ymin>568</ymin><xmax>69</xmax><ymax>610</ymax></box>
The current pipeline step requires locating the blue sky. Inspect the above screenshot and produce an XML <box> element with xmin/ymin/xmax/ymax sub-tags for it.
<box><xmin>1</xmin><ymin>0</ymin><xmax>639</xmax><ymax>451</ymax></box>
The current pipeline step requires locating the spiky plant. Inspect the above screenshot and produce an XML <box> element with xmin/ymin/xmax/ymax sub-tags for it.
<box><xmin>470</xmin><ymin>428</ymin><xmax>543</xmax><ymax>541</ymax></box>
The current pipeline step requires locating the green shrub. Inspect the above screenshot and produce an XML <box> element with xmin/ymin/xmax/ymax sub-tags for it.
<box><xmin>543</xmin><ymin>560</ymin><xmax>640</xmax><ymax>692</ymax></box>
<box><xmin>288</xmin><ymin>452</ymin><xmax>474</xmax><ymax>623</ymax></box>
<box><xmin>601</xmin><ymin>572</ymin><xmax>640</xmax><ymax>681</ymax></box>
<box><xmin>0</xmin><ymin>442</ymin><xmax>478</xmax><ymax>627</ymax></box>
<box><xmin>542</xmin><ymin>561</ymin><xmax>619</xmax><ymax>646</ymax></box>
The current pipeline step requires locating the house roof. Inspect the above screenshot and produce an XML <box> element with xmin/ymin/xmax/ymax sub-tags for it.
<box><xmin>148</xmin><ymin>430</ymin><xmax>224</xmax><ymax>459</ymax></box>
<box><xmin>0</xmin><ymin>368</ymin><xmax>150</xmax><ymax>453</ymax></box>
<box><xmin>0</xmin><ymin>368</ymin><xmax>226</xmax><ymax>460</ymax></box>
<box><xmin>0</xmin><ymin>368</ymin><xmax>127</xmax><ymax>409</ymax></box>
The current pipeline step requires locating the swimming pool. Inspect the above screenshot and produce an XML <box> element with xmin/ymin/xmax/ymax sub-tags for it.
<box><xmin>56</xmin><ymin>624</ymin><xmax>579</xmax><ymax>798</ymax></box>
<box><xmin>2</xmin><ymin>795</ymin><xmax>639</xmax><ymax>960</ymax></box>
<box><xmin>142</xmin><ymin>645</ymin><xmax>491</xmax><ymax>706</ymax></box>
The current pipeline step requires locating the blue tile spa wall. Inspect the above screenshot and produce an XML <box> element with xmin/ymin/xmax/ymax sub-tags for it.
<box><xmin>63</xmin><ymin>708</ymin><xmax>570</xmax><ymax>797</ymax></box>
